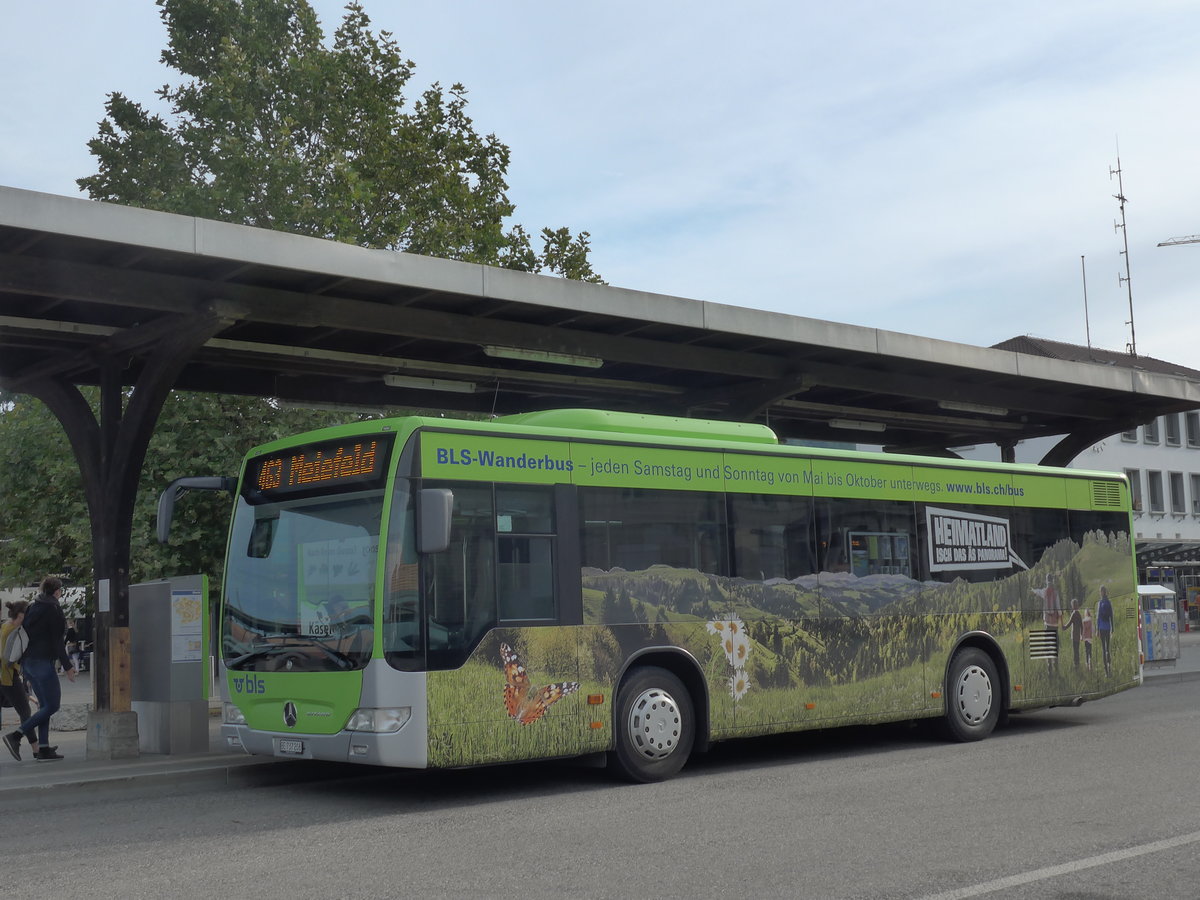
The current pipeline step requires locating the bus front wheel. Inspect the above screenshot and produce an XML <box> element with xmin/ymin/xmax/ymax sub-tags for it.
<box><xmin>941</xmin><ymin>647</ymin><xmax>1000</xmax><ymax>742</ymax></box>
<box><xmin>610</xmin><ymin>667</ymin><xmax>694</xmax><ymax>783</ymax></box>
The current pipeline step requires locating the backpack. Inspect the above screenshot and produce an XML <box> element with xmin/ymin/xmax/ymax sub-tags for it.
<box><xmin>4</xmin><ymin>600</ymin><xmax>43</xmax><ymax>666</ymax></box>
<box><xmin>3</xmin><ymin>625</ymin><xmax>28</xmax><ymax>665</ymax></box>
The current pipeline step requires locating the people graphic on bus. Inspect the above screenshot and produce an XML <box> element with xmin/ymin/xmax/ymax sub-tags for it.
<box><xmin>1032</xmin><ymin>573</ymin><xmax>1061</xmax><ymax>675</ymax></box>
<box><xmin>1062</xmin><ymin>598</ymin><xmax>1085</xmax><ymax>670</ymax></box>
<box><xmin>1096</xmin><ymin>585</ymin><xmax>1115</xmax><ymax>676</ymax></box>
<box><xmin>1081</xmin><ymin>604</ymin><xmax>1094</xmax><ymax>671</ymax></box>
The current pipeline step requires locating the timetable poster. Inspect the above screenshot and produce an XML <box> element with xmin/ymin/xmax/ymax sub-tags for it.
<box><xmin>171</xmin><ymin>589</ymin><xmax>205</xmax><ymax>662</ymax></box>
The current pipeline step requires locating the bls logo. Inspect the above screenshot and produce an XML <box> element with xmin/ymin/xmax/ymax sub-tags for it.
<box><xmin>231</xmin><ymin>675</ymin><xmax>267</xmax><ymax>695</ymax></box>
<box><xmin>436</xmin><ymin>448</ymin><xmax>472</xmax><ymax>466</ymax></box>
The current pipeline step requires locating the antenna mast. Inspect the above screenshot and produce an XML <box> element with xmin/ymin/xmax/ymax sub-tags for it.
<box><xmin>1110</xmin><ymin>154</ymin><xmax>1137</xmax><ymax>356</ymax></box>
<box><xmin>1080</xmin><ymin>255</ymin><xmax>1092</xmax><ymax>349</ymax></box>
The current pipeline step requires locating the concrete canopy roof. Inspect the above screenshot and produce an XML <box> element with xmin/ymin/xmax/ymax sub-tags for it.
<box><xmin>3</xmin><ymin>184</ymin><xmax>1200</xmax><ymax>463</ymax></box>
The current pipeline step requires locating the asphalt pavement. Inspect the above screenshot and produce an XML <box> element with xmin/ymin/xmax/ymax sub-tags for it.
<box><xmin>2</xmin><ymin>628</ymin><xmax>1197</xmax><ymax>796</ymax></box>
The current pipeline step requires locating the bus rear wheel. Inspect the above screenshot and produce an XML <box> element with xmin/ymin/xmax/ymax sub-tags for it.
<box><xmin>610</xmin><ymin>667</ymin><xmax>694</xmax><ymax>783</ymax></box>
<box><xmin>941</xmin><ymin>647</ymin><xmax>1000</xmax><ymax>742</ymax></box>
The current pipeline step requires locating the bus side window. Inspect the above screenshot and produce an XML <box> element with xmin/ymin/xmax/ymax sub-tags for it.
<box><xmin>424</xmin><ymin>483</ymin><xmax>497</xmax><ymax>664</ymax></box>
<box><xmin>498</xmin><ymin>536</ymin><xmax>555</xmax><ymax>620</ymax></box>
<box><xmin>497</xmin><ymin>485</ymin><xmax>557</xmax><ymax>622</ymax></box>
<box><xmin>579</xmin><ymin>487</ymin><xmax>728</xmax><ymax>575</ymax></box>
<box><xmin>729</xmin><ymin>493</ymin><xmax>816</xmax><ymax>581</ymax></box>
<box><xmin>817</xmin><ymin>499</ymin><xmax>916</xmax><ymax>579</ymax></box>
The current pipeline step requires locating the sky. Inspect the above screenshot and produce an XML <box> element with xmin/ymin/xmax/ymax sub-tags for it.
<box><xmin>4</xmin><ymin>1</ymin><xmax>1200</xmax><ymax>362</ymax></box>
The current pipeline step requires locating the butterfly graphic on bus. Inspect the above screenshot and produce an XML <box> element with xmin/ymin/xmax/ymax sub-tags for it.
<box><xmin>500</xmin><ymin>643</ymin><xmax>580</xmax><ymax>725</ymax></box>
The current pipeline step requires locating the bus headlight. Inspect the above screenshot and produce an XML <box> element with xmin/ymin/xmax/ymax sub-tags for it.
<box><xmin>223</xmin><ymin>703</ymin><xmax>246</xmax><ymax>725</ymax></box>
<box><xmin>347</xmin><ymin>707</ymin><xmax>411</xmax><ymax>733</ymax></box>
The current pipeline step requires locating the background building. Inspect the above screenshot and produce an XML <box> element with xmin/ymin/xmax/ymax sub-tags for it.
<box><xmin>963</xmin><ymin>337</ymin><xmax>1200</xmax><ymax>628</ymax></box>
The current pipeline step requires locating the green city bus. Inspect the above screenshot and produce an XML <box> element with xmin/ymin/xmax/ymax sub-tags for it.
<box><xmin>210</xmin><ymin>409</ymin><xmax>1140</xmax><ymax>782</ymax></box>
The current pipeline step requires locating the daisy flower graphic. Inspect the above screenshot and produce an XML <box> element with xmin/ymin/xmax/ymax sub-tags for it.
<box><xmin>708</xmin><ymin>614</ymin><xmax>744</xmax><ymax>638</ymax></box>
<box><xmin>729</xmin><ymin>632</ymin><xmax>750</xmax><ymax>667</ymax></box>
<box><xmin>709</xmin><ymin>616</ymin><xmax>751</xmax><ymax>702</ymax></box>
<box><xmin>729</xmin><ymin>669</ymin><xmax>751</xmax><ymax>702</ymax></box>
<box><xmin>706</xmin><ymin>619</ymin><xmax>729</xmax><ymax>637</ymax></box>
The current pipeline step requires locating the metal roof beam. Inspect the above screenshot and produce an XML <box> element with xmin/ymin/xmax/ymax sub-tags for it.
<box><xmin>0</xmin><ymin>251</ymin><xmax>786</xmax><ymax>380</ymax></box>
<box><xmin>793</xmin><ymin>358</ymin><xmax>1125</xmax><ymax>421</ymax></box>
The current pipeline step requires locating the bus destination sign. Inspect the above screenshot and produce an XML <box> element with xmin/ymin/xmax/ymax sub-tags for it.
<box><xmin>243</xmin><ymin>434</ymin><xmax>394</xmax><ymax>502</ymax></box>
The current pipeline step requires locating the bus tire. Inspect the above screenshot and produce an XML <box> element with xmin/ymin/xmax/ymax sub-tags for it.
<box><xmin>610</xmin><ymin>666</ymin><xmax>694</xmax><ymax>783</ymax></box>
<box><xmin>941</xmin><ymin>647</ymin><xmax>1000</xmax><ymax>742</ymax></box>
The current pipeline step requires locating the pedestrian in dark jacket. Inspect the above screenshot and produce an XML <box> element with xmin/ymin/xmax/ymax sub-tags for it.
<box><xmin>0</xmin><ymin>601</ymin><xmax>41</xmax><ymax>755</ymax></box>
<box><xmin>3</xmin><ymin>576</ymin><xmax>76</xmax><ymax>761</ymax></box>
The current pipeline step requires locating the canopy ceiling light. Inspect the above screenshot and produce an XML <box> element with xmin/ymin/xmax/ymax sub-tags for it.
<box><xmin>937</xmin><ymin>399</ymin><xmax>1009</xmax><ymax>416</ymax></box>
<box><xmin>828</xmin><ymin>418</ymin><xmax>886</xmax><ymax>433</ymax></box>
<box><xmin>383</xmin><ymin>374</ymin><xmax>477</xmax><ymax>394</ymax></box>
<box><xmin>481</xmin><ymin>345</ymin><xmax>603</xmax><ymax>368</ymax></box>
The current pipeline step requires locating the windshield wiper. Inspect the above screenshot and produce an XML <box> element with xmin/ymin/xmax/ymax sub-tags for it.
<box><xmin>229</xmin><ymin>637</ymin><xmax>356</xmax><ymax>670</ymax></box>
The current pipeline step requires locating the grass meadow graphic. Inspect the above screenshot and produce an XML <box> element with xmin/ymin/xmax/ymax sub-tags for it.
<box><xmin>426</xmin><ymin>529</ymin><xmax>1136</xmax><ymax>767</ymax></box>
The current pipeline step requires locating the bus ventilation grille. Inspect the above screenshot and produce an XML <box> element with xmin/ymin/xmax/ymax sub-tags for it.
<box><xmin>1090</xmin><ymin>480</ymin><xmax>1123</xmax><ymax>508</ymax></box>
<box><xmin>1028</xmin><ymin>629</ymin><xmax>1059</xmax><ymax>659</ymax></box>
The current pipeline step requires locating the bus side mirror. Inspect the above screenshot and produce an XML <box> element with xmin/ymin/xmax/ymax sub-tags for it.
<box><xmin>417</xmin><ymin>488</ymin><xmax>454</xmax><ymax>554</ymax></box>
<box><xmin>157</xmin><ymin>476</ymin><xmax>236</xmax><ymax>544</ymax></box>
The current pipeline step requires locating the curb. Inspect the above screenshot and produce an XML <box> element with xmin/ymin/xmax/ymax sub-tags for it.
<box><xmin>1141</xmin><ymin>668</ymin><xmax>1200</xmax><ymax>686</ymax></box>
<box><xmin>0</xmin><ymin>757</ymin><xmax>377</xmax><ymax>807</ymax></box>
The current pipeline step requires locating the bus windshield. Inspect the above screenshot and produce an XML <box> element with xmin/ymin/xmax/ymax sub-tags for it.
<box><xmin>223</xmin><ymin>491</ymin><xmax>383</xmax><ymax>672</ymax></box>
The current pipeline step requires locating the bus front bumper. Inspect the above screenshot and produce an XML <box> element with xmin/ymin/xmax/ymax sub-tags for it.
<box><xmin>221</xmin><ymin>722</ymin><xmax>428</xmax><ymax>768</ymax></box>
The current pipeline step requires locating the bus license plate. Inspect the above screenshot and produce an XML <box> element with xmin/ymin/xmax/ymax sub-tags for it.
<box><xmin>278</xmin><ymin>739</ymin><xmax>304</xmax><ymax>755</ymax></box>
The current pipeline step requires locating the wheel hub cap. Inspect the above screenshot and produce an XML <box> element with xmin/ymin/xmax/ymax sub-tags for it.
<box><xmin>956</xmin><ymin>664</ymin><xmax>992</xmax><ymax>725</ymax></box>
<box><xmin>628</xmin><ymin>688</ymin><xmax>681</xmax><ymax>760</ymax></box>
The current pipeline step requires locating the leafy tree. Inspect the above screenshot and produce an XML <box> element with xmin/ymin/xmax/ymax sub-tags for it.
<box><xmin>1064</xmin><ymin>562</ymin><xmax>1086</xmax><ymax>608</ymax></box>
<box><xmin>0</xmin><ymin>391</ymin><xmax>367</xmax><ymax>593</ymax></box>
<box><xmin>631</xmin><ymin>599</ymin><xmax>648</xmax><ymax>626</ymax></box>
<box><xmin>675</xmin><ymin>578</ymin><xmax>700</xmax><ymax>617</ymax></box>
<box><xmin>600</xmin><ymin>588</ymin><xmax>619</xmax><ymax>625</ymax></box>
<box><xmin>0</xmin><ymin>395</ymin><xmax>92</xmax><ymax>587</ymax></box>
<box><xmin>1</xmin><ymin>1</ymin><xmax>613</xmax><ymax>594</ymax></box>
<box><xmin>616</xmin><ymin>587</ymin><xmax>634</xmax><ymax>622</ymax></box>
<box><xmin>77</xmin><ymin>0</ymin><xmax>603</xmax><ymax>282</ymax></box>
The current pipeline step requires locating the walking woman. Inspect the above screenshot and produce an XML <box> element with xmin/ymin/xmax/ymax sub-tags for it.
<box><xmin>0</xmin><ymin>600</ymin><xmax>45</xmax><ymax>759</ymax></box>
<box><xmin>3</xmin><ymin>576</ymin><xmax>76</xmax><ymax>761</ymax></box>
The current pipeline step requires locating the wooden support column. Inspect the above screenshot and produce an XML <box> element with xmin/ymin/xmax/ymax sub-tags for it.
<box><xmin>108</xmin><ymin>626</ymin><xmax>133</xmax><ymax>711</ymax></box>
<box><xmin>12</xmin><ymin>305</ymin><xmax>230</xmax><ymax>757</ymax></box>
